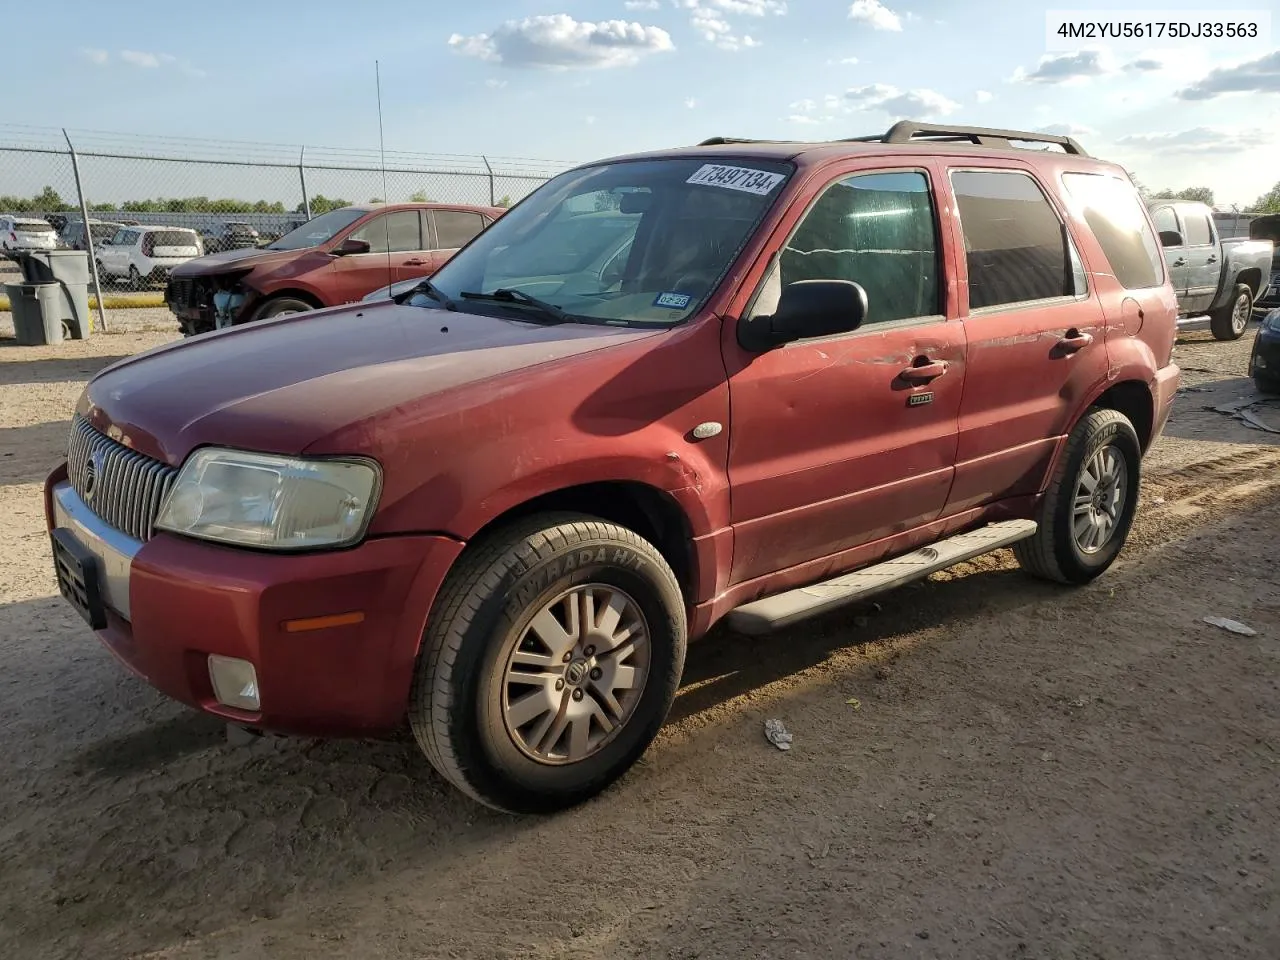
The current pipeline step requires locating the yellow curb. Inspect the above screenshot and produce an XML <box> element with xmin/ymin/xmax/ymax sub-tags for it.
<box><xmin>0</xmin><ymin>293</ymin><xmax>166</xmax><ymax>311</ymax></box>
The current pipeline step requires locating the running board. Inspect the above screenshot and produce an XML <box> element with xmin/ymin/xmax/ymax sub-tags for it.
<box><xmin>725</xmin><ymin>519</ymin><xmax>1039</xmax><ymax>635</ymax></box>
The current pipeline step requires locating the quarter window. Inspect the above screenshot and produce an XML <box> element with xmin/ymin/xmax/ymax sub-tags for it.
<box><xmin>1061</xmin><ymin>173</ymin><xmax>1164</xmax><ymax>290</ymax></box>
<box><xmin>755</xmin><ymin>170</ymin><xmax>940</xmax><ymax>326</ymax></box>
<box><xmin>1182</xmin><ymin>211</ymin><xmax>1212</xmax><ymax>246</ymax></box>
<box><xmin>952</xmin><ymin>169</ymin><xmax>1075</xmax><ymax>310</ymax></box>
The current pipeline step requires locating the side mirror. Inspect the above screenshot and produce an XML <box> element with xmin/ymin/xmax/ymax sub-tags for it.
<box><xmin>1158</xmin><ymin>230</ymin><xmax>1183</xmax><ymax>248</ymax></box>
<box><xmin>739</xmin><ymin>280</ymin><xmax>868</xmax><ymax>352</ymax></box>
<box><xmin>331</xmin><ymin>237</ymin><xmax>371</xmax><ymax>256</ymax></box>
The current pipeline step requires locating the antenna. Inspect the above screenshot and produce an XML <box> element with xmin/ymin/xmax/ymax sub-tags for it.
<box><xmin>376</xmin><ymin>60</ymin><xmax>393</xmax><ymax>295</ymax></box>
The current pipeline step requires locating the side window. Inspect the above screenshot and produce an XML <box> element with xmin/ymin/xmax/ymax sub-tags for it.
<box><xmin>1151</xmin><ymin>206</ymin><xmax>1178</xmax><ymax>237</ymax></box>
<box><xmin>951</xmin><ymin>169</ymin><xmax>1074</xmax><ymax>310</ymax></box>
<box><xmin>351</xmin><ymin>211</ymin><xmax>421</xmax><ymax>254</ymax></box>
<box><xmin>434</xmin><ymin>210</ymin><xmax>486</xmax><ymax>250</ymax></box>
<box><xmin>109</xmin><ymin>230</ymin><xmax>128</xmax><ymax>246</ymax></box>
<box><xmin>757</xmin><ymin>170</ymin><xmax>940</xmax><ymax>326</ymax></box>
<box><xmin>1061</xmin><ymin>173</ymin><xmax>1164</xmax><ymax>290</ymax></box>
<box><xmin>1183</xmin><ymin>211</ymin><xmax>1212</xmax><ymax>246</ymax></box>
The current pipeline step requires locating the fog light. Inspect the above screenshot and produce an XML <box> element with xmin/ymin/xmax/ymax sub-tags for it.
<box><xmin>208</xmin><ymin>655</ymin><xmax>261</xmax><ymax>711</ymax></box>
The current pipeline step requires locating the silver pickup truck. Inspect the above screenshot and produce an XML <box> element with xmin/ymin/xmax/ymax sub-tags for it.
<box><xmin>1148</xmin><ymin>199</ymin><xmax>1274</xmax><ymax>340</ymax></box>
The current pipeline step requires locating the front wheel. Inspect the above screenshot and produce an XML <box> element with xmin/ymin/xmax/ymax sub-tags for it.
<box><xmin>409</xmin><ymin>514</ymin><xmax>686</xmax><ymax>814</ymax></box>
<box><xmin>249</xmin><ymin>296</ymin><xmax>313</xmax><ymax>322</ymax></box>
<box><xmin>1014</xmin><ymin>408</ymin><xmax>1142</xmax><ymax>585</ymax></box>
<box><xmin>1210</xmin><ymin>283</ymin><xmax>1253</xmax><ymax>341</ymax></box>
<box><xmin>127</xmin><ymin>265</ymin><xmax>143</xmax><ymax>290</ymax></box>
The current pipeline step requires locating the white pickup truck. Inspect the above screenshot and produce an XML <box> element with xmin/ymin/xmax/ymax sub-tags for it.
<box><xmin>97</xmin><ymin>225</ymin><xmax>203</xmax><ymax>288</ymax></box>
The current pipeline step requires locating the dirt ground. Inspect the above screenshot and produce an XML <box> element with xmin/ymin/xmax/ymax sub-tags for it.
<box><xmin>1</xmin><ymin>311</ymin><xmax>1277</xmax><ymax>960</ymax></box>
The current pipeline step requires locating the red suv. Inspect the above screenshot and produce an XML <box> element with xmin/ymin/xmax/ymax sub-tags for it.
<box><xmin>164</xmin><ymin>202</ymin><xmax>505</xmax><ymax>335</ymax></box>
<box><xmin>47</xmin><ymin>122</ymin><xmax>1178</xmax><ymax>814</ymax></box>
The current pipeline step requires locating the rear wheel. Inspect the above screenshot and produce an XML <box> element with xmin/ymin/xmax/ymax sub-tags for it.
<box><xmin>1014</xmin><ymin>408</ymin><xmax>1141</xmax><ymax>585</ymax></box>
<box><xmin>1209</xmin><ymin>283</ymin><xmax>1253</xmax><ymax>341</ymax></box>
<box><xmin>249</xmin><ymin>296</ymin><xmax>313</xmax><ymax>322</ymax></box>
<box><xmin>409</xmin><ymin>514</ymin><xmax>686</xmax><ymax>814</ymax></box>
<box><xmin>127</xmin><ymin>265</ymin><xmax>143</xmax><ymax>290</ymax></box>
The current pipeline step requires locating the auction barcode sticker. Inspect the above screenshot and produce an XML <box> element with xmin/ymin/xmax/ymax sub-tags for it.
<box><xmin>686</xmin><ymin>164</ymin><xmax>786</xmax><ymax>196</ymax></box>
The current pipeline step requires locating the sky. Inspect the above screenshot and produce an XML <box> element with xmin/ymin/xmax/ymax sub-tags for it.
<box><xmin>5</xmin><ymin>0</ymin><xmax>1280</xmax><ymax>208</ymax></box>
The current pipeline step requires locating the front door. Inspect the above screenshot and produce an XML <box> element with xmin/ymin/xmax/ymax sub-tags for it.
<box><xmin>1178</xmin><ymin>206</ymin><xmax>1219</xmax><ymax>314</ymax></box>
<box><xmin>329</xmin><ymin>210</ymin><xmax>430</xmax><ymax>302</ymax></box>
<box><xmin>938</xmin><ymin>165</ymin><xmax>1112</xmax><ymax>513</ymax></box>
<box><xmin>724</xmin><ymin>166</ymin><xmax>964</xmax><ymax>585</ymax></box>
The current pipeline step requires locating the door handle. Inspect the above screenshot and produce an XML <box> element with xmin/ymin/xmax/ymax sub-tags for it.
<box><xmin>403</xmin><ymin>258</ymin><xmax>428</xmax><ymax>266</ymax></box>
<box><xmin>1206</xmin><ymin>255</ymin><xmax>1217</xmax><ymax>264</ymax></box>
<box><xmin>899</xmin><ymin>357</ymin><xmax>948</xmax><ymax>383</ymax></box>
<box><xmin>1172</xmin><ymin>258</ymin><xmax>1186</xmax><ymax>267</ymax></box>
<box><xmin>1057</xmin><ymin>329</ymin><xmax>1094</xmax><ymax>353</ymax></box>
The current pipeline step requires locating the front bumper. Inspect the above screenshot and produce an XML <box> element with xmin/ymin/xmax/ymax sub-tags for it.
<box><xmin>1251</xmin><ymin>325</ymin><xmax>1280</xmax><ymax>382</ymax></box>
<box><xmin>44</xmin><ymin>470</ymin><xmax>464</xmax><ymax>737</ymax></box>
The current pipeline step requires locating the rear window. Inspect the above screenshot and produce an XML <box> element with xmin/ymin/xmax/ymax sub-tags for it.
<box><xmin>151</xmin><ymin>230</ymin><xmax>198</xmax><ymax>246</ymax></box>
<box><xmin>1183</xmin><ymin>211</ymin><xmax>1213</xmax><ymax>246</ymax></box>
<box><xmin>1062</xmin><ymin>173</ymin><xmax>1164</xmax><ymax>290</ymax></box>
<box><xmin>16</xmin><ymin>221</ymin><xmax>55</xmax><ymax>233</ymax></box>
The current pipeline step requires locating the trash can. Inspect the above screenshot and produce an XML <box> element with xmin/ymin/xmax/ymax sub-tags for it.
<box><xmin>15</xmin><ymin>249</ymin><xmax>92</xmax><ymax>285</ymax></box>
<box><xmin>10</xmin><ymin>250</ymin><xmax>92</xmax><ymax>339</ymax></box>
<box><xmin>5</xmin><ymin>282</ymin><xmax>66</xmax><ymax>345</ymax></box>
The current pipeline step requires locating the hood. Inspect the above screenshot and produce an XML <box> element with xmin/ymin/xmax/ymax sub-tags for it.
<box><xmin>170</xmin><ymin>244</ymin><xmax>303</xmax><ymax>276</ymax></box>
<box><xmin>82</xmin><ymin>301</ymin><xmax>658</xmax><ymax>464</ymax></box>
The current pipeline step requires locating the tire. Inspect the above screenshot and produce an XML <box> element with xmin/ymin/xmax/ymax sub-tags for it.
<box><xmin>1014</xmin><ymin>408</ymin><xmax>1142</xmax><ymax>585</ymax></box>
<box><xmin>409</xmin><ymin>513</ymin><xmax>686</xmax><ymax>814</ymax></box>
<box><xmin>1209</xmin><ymin>283</ymin><xmax>1253</xmax><ymax>341</ymax></box>
<box><xmin>1256</xmin><ymin>373</ymin><xmax>1280</xmax><ymax>396</ymax></box>
<box><xmin>127</xmin><ymin>265</ymin><xmax>144</xmax><ymax>290</ymax></box>
<box><xmin>250</xmin><ymin>296</ymin><xmax>314</xmax><ymax>322</ymax></box>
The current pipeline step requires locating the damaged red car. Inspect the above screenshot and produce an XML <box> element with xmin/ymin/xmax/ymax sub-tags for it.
<box><xmin>164</xmin><ymin>202</ymin><xmax>505</xmax><ymax>335</ymax></box>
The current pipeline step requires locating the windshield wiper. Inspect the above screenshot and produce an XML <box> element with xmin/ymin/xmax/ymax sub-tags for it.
<box><xmin>459</xmin><ymin>288</ymin><xmax>569</xmax><ymax>324</ymax></box>
<box><xmin>396</xmin><ymin>277</ymin><xmax>456</xmax><ymax>310</ymax></box>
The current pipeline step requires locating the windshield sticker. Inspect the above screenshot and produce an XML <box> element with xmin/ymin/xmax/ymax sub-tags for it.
<box><xmin>686</xmin><ymin>164</ymin><xmax>786</xmax><ymax>196</ymax></box>
<box><xmin>654</xmin><ymin>292</ymin><xmax>692</xmax><ymax>309</ymax></box>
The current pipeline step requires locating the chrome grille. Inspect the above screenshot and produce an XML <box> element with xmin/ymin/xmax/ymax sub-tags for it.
<box><xmin>67</xmin><ymin>414</ymin><xmax>179</xmax><ymax>542</ymax></box>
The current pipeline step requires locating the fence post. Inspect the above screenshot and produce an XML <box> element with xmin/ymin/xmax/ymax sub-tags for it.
<box><xmin>299</xmin><ymin>146</ymin><xmax>312</xmax><ymax>220</ymax></box>
<box><xmin>481</xmin><ymin>155</ymin><xmax>496</xmax><ymax>206</ymax></box>
<box><xmin>63</xmin><ymin>128</ymin><xmax>107</xmax><ymax>334</ymax></box>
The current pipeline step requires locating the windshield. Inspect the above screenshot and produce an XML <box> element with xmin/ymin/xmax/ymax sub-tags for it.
<box><xmin>267</xmin><ymin>208</ymin><xmax>365</xmax><ymax>251</ymax></box>
<box><xmin>423</xmin><ymin>157</ymin><xmax>794</xmax><ymax>326</ymax></box>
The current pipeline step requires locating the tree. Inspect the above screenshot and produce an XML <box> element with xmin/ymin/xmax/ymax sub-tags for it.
<box><xmin>1174</xmin><ymin>186</ymin><xmax>1214</xmax><ymax>206</ymax></box>
<box><xmin>1126</xmin><ymin>171</ymin><xmax>1151</xmax><ymax>201</ymax></box>
<box><xmin>1247</xmin><ymin>181</ymin><xmax>1280</xmax><ymax>214</ymax></box>
<box><xmin>496</xmin><ymin>195</ymin><xmax>512</xmax><ymax>208</ymax></box>
<box><xmin>409</xmin><ymin>190</ymin><xmax>434</xmax><ymax>203</ymax></box>
<box><xmin>298</xmin><ymin>195</ymin><xmax>352</xmax><ymax>215</ymax></box>
<box><xmin>33</xmin><ymin>186</ymin><xmax>71</xmax><ymax>212</ymax></box>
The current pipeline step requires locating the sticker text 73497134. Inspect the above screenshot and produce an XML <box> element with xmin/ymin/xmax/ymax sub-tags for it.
<box><xmin>686</xmin><ymin>164</ymin><xmax>786</xmax><ymax>197</ymax></box>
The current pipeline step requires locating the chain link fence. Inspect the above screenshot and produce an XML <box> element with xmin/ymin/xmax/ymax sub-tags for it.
<box><xmin>0</xmin><ymin>124</ymin><xmax>575</xmax><ymax>330</ymax></box>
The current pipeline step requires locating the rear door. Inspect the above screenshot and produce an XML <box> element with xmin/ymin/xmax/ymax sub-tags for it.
<box><xmin>1178</xmin><ymin>205</ymin><xmax>1219</xmax><ymax>314</ymax></box>
<box><xmin>939</xmin><ymin>163</ymin><xmax>1110</xmax><ymax>514</ymax></box>
<box><xmin>724</xmin><ymin>162</ymin><xmax>965</xmax><ymax>584</ymax></box>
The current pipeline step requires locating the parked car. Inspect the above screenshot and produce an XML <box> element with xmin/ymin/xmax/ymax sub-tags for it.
<box><xmin>1147</xmin><ymin>200</ymin><xmax>1273</xmax><ymax>340</ymax></box>
<box><xmin>164</xmin><ymin>202</ymin><xmax>505</xmax><ymax>336</ymax></box>
<box><xmin>96</xmin><ymin>225</ymin><xmax>204</xmax><ymax>288</ymax></box>
<box><xmin>0</xmin><ymin>216</ymin><xmax>58</xmax><ymax>254</ymax></box>
<box><xmin>1247</xmin><ymin>213</ymin><xmax>1280</xmax><ymax>315</ymax></box>
<box><xmin>60</xmin><ymin>219</ymin><xmax>124</xmax><ymax>253</ymax></box>
<box><xmin>1250</xmin><ymin>307</ymin><xmax>1280</xmax><ymax>393</ymax></box>
<box><xmin>200</xmin><ymin>221</ymin><xmax>260</xmax><ymax>253</ymax></box>
<box><xmin>45</xmin><ymin>213</ymin><xmax>71</xmax><ymax>234</ymax></box>
<box><xmin>47</xmin><ymin>122</ymin><xmax>1179</xmax><ymax>814</ymax></box>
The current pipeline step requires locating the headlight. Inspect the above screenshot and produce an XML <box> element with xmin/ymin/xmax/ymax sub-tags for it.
<box><xmin>1265</xmin><ymin>308</ymin><xmax>1280</xmax><ymax>333</ymax></box>
<box><xmin>155</xmin><ymin>448</ymin><xmax>381</xmax><ymax>550</ymax></box>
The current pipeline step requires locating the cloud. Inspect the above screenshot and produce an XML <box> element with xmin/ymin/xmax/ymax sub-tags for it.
<box><xmin>624</xmin><ymin>0</ymin><xmax>660</xmax><ymax>7</ymax></box>
<box><xmin>677</xmin><ymin>0</ymin><xmax>785</xmax><ymax>51</ymax></box>
<box><xmin>80</xmin><ymin>48</ymin><xmax>108</xmax><ymax>65</ymax></box>
<box><xmin>1125</xmin><ymin>54</ymin><xmax>1167</xmax><ymax>72</ymax></box>
<box><xmin>1012</xmin><ymin>49</ymin><xmax>1114</xmax><ymax>84</ymax></box>
<box><xmin>975</xmin><ymin>89</ymin><xmax>992</xmax><ymax>103</ymax></box>
<box><xmin>825</xmin><ymin>55</ymin><xmax>860</xmax><ymax>64</ymax></box>
<box><xmin>845</xmin><ymin>82</ymin><xmax>959</xmax><ymax>117</ymax></box>
<box><xmin>1035</xmin><ymin>123</ymin><xmax>1096</xmax><ymax>137</ymax></box>
<box><xmin>1177</xmin><ymin>51</ymin><xmax>1280</xmax><ymax>100</ymax></box>
<box><xmin>847</xmin><ymin>0</ymin><xmax>902</xmax><ymax>31</ymax></box>
<box><xmin>1115</xmin><ymin>126</ymin><xmax>1271</xmax><ymax>154</ymax></box>
<box><xmin>786</xmin><ymin>114</ymin><xmax>827</xmax><ymax>125</ymax></box>
<box><xmin>120</xmin><ymin>50</ymin><xmax>165</xmax><ymax>68</ymax></box>
<box><xmin>485</xmin><ymin>78</ymin><xmax>508</xmax><ymax>89</ymax></box>
<box><xmin>448</xmin><ymin>14</ymin><xmax>674</xmax><ymax>69</ymax></box>
<box><xmin>685</xmin><ymin>96</ymin><xmax>698</xmax><ymax>108</ymax></box>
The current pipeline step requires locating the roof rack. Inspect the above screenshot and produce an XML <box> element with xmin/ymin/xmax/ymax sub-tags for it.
<box><xmin>697</xmin><ymin>136</ymin><xmax>789</xmax><ymax>146</ymax></box>
<box><xmin>844</xmin><ymin>120</ymin><xmax>1089</xmax><ymax>156</ymax></box>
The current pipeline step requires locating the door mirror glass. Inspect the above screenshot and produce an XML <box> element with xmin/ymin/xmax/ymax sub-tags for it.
<box><xmin>740</xmin><ymin>279</ymin><xmax>868</xmax><ymax>351</ymax></box>
<box><xmin>332</xmin><ymin>237</ymin><xmax>371</xmax><ymax>256</ymax></box>
<box><xmin>1158</xmin><ymin>230</ymin><xmax>1183</xmax><ymax>248</ymax></box>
